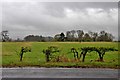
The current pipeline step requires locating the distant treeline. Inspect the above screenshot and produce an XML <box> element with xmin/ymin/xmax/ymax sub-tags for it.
<box><xmin>1</xmin><ymin>30</ymin><xmax>117</xmax><ymax>42</ymax></box>
<box><xmin>24</xmin><ymin>35</ymin><xmax>53</xmax><ymax>42</ymax></box>
<box><xmin>24</xmin><ymin>30</ymin><xmax>114</xmax><ymax>42</ymax></box>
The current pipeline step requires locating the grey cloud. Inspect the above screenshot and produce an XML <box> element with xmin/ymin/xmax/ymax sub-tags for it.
<box><xmin>2</xmin><ymin>2</ymin><xmax>118</xmax><ymax>40</ymax></box>
<box><xmin>42</xmin><ymin>2</ymin><xmax>118</xmax><ymax>17</ymax></box>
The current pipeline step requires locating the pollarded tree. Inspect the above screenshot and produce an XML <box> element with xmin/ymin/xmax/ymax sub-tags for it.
<box><xmin>79</xmin><ymin>47</ymin><xmax>118</xmax><ymax>62</ymax></box>
<box><xmin>43</xmin><ymin>46</ymin><xmax>60</xmax><ymax>62</ymax></box>
<box><xmin>19</xmin><ymin>47</ymin><xmax>31</xmax><ymax>61</ymax></box>
<box><xmin>71</xmin><ymin>48</ymin><xmax>79</xmax><ymax>59</ymax></box>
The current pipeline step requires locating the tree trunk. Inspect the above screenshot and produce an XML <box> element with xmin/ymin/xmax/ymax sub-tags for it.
<box><xmin>100</xmin><ymin>52</ymin><xmax>105</xmax><ymax>62</ymax></box>
<box><xmin>74</xmin><ymin>52</ymin><xmax>76</xmax><ymax>58</ymax></box>
<box><xmin>46</xmin><ymin>54</ymin><xmax>50</xmax><ymax>62</ymax></box>
<box><xmin>80</xmin><ymin>52</ymin><xmax>83</xmax><ymax>59</ymax></box>
<box><xmin>76</xmin><ymin>52</ymin><xmax>78</xmax><ymax>59</ymax></box>
<box><xmin>20</xmin><ymin>52</ymin><xmax>23</xmax><ymax>61</ymax></box>
<box><xmin>97</xmin><ymin>50</ymin><xmax>104</xmax><ymax>62</ymax></box>
<box><xmin>82</xmin><ymin>52</ymin><xmax>87</xmax><ymax>62</ymax></box>
<box><xmin>99</xmin><ymin>56</ymin><xmax>104</xmax><ymax>62</ymax></box>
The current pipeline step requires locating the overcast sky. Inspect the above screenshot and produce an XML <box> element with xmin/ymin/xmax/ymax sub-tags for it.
<box><xmin>2</xmin><ymin>1</ymin><xmax>118</xmax><ymax>40</ymax></box>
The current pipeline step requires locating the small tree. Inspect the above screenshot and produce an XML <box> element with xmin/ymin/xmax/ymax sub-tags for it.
<box><xmin>71</xmin><ymin>48</ymin><xmax>79</xmax><ymax>59</ymax></box>
<box><xmin>19</xmin><ymin>47</ymin><xmax>31</xmax><ymax>61</ymax></box>
<box><xmin>79</xmin><ymin>47</ymin><xmax>118</xmax><ymax>62</ymax></box>
<box><xmin>1</xmin><ymin>30</ymin><xmax>9</xmax><ymax>42</ymax></box>
<box><xmin>43</xmin><ymin>46</ymin><xmax>60</xmax><ymax>62</ymax></box>
<box><xmin>43</xmin><ymin>49</ymin><xmax>51</xmax><ymax>62</ymax></box>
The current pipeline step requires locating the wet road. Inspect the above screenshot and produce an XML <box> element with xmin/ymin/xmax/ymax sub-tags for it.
<box><xmin>1</xmin><ymin>68</ymin><xmax>119</xmax><ymax>78</ymax></box>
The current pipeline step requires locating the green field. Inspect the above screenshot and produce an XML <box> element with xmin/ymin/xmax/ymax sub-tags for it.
<box><xmin>2</xmin><ymin>42</ymin><xmax>119</xmax><ymax>68</ymax></box>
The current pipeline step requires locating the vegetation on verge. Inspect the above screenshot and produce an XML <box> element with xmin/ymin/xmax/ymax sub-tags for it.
<box><xmin>2</xmin><ymin>42</ymin><xmax>119</xmax><ymax>68</ymax></box>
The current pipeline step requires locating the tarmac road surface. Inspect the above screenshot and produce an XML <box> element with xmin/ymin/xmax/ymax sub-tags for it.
<box><xmin>1</xmin><ymin>67</ymin><xmax>119</xmax><ymax>78</ymax></box>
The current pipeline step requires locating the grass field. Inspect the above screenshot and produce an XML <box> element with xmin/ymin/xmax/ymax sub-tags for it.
<box><xmin>1</xmin><ymin>42</ymin><xmax>119</xmax><ymax>68</ymax></box>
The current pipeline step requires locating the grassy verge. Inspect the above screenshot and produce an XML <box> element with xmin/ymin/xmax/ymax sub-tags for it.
<box><xmin>2</xmin><ymin>42</ymin><xmax>119</xmax><ymax>68</ymax></box>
